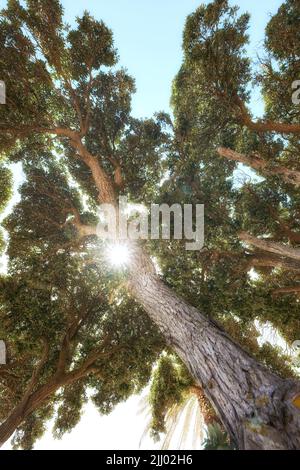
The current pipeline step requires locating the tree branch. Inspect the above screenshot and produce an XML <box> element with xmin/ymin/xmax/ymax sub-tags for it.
<box><xmin>272</xmin><ymin>286</ymin><xmax>300</xmax><ymax>296</ymax></box>
<box><xmin>69</xmin><ymin>137</ymin><xmax>116</xmax><ymax>204</ymax></box>
<box><xmin>248</xmin><ymin>253</ymin><xmax>300</xmax><ymax>272</ymax></box>
<box><xmin>240</xmin><ymin>232</ymin><xmax>300</xmax><ymax>262</ymax></box>
<box><xmin>233</xmin><ymin>95</ymin><xmax>300</xmax><ymax>135</ymax></box>
<box><xmin>23</xmin><ymin>338</ymin><xmax>50</xmax><ymax>400</ymax></box>
<box><xmin>206</xmin><ymin>248</ymin><xmax>300</xmax><ymax>272</ymax></box>
<box><xmin>62</xmin><ymin>334</ymin><xmax>121</xmax><ymax>384</ymax></box>
<box><xmin>218</xmin><ymin>147</ymin><xmax>300</xmax><ymax>186</ymax></box>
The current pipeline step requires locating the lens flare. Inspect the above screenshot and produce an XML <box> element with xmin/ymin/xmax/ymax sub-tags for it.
<box><xmin>106</xmin><ymin>243</ymin><xmax>130</xmax><ymax>267</ymax></box>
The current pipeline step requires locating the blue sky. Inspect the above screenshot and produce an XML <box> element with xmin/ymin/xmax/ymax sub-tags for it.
<box><xmin>2</xmin><ymin>0</ymin><xmax>286</xmax><ymax>450</ymax></box>
<box><xmin>62</xmin><ymin>0</ymin><xmax>283</xmax><ymax>118</ymax></box>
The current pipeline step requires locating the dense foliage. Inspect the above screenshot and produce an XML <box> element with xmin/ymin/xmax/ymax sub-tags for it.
<box><xmin>0</xmin><ymin>0</ymin><xmax>300</xmax><ymax>449</ymax></box>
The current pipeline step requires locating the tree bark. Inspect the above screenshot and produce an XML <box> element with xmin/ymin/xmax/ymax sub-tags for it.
<box><xmin>240</xmin><ymin>232</ymin><xmax>300</xmax><ymax>262</ymax></box>
<box><xmin>0</xmin><ymin>379</ymin><xmax>56</xmax><ymax>447</ymax></box>
<box><xmin>128</xmin><ymin>247</ymin><xmax>300</xmax><ymax>450</ymax></box>
<box><xmin>217</xmin><ymin>147</ymin><xmax>300</xmax><ymax>186</ymax></box>
<box><xmin>0</xmin><ymin>405</ymin><xmax>24</xmax><ymax>447</ymax></box>
<box><xmin>272</xmin><ymin>286</ymin><xmax>300</xmax><ymax>296</ymax></box>
<box><xmin>232</xmin><ymin>94</ymin><xmax>300</xmax><ymax>135</ymax></box>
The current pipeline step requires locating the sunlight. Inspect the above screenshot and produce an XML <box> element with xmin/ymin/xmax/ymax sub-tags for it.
<box><xmin>106</xmin><ymin>243</ymin><xmax>130</xmax><ymax>267</ymax></box>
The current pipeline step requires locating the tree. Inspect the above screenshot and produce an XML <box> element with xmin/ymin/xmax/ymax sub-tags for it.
<box><xmin>0</xmin><ymin>160</ymin><xmax>163</xmax><ymax>448</ymax></box>
<box><xmin>0</xmin><ymin>161</ymin><xmax>12</xmax><ymax>252</ymax></box>
<box><xmin>0</xmin><ymin>0</ymin><xmax>300</xmax><ymax>449</ymax></box>
<box><xmin>171</xmin><ymin>0</ymin><xmax>300</xmax><ymax>341</ymax></box>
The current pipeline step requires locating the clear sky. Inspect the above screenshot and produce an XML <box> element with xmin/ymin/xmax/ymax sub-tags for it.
<box><xmin>1</xmin><ymin>0</ymin><xmax>285</xmax><ymax>450</ymax></box>
<box><xmin>61</xmin><ymin>0</ymin><xmax>283</xmax><ymax>119</ymax></box>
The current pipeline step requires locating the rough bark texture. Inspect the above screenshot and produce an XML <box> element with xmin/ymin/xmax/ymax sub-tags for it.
<box><xmin>128</xmin><ymin>247</ymin><xmax>300</xmax><ymax>450</ymax></box>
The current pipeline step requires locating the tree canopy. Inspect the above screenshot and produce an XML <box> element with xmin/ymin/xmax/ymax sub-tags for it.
<box><xmin>0</xmin><ymin>0</ymin><xmax>300</xmax><ymax>449</ymax></box>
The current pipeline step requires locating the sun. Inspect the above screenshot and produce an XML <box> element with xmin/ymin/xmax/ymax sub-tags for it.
<box><xmin>106</xmin><ymin>243</ymin><xmax>130</xmax><ymax>267</ymax></box>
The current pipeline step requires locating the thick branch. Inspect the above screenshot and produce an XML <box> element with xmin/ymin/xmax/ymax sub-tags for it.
<box><xmin>272</xmin><ymin>286</ymin><xmax>300</xmax><ymax>296</ymax></box>
<box><xmin>240</xmin><ymin>232</ymin><xmax>300</xmax><ymax>262</ymax></box>
<box><xmin>2</xmin><ymin>122</ymin><xmax>117</xmax><ymax>205</ymax></box>
<box><xmin>72</xmin><ymin>221</ymin><xmax>97</xmax><ymax>239</ymax></box>
<box><xmin>241</xmin><ymin>184</ymin><xmax>300</xmax><ymax>244</ymax></box>
<box><xmin>0</xmin><ymin>125</ymin><xmax>78</xmax><ymax>140</ymax></box>
<box><xmin>21</xmin><ymin>338</ymin><xmax>50</xmax><ymax>406</ymax></box>
<box><xmin>56</xmin><ymin>297</ymin><xmax>103</xmax><ymax>376</ymax></box>
<box><xmin>247</xmin><ymin>253</ymin><xmax>300</xmax><ymax>272</ymax></box>
<box><xmin>218</xmin><ymin>147</ymin><xmax>300</xmax><ymax>186</ymax></box>
<box><xmin>70</xmin><ymin>137</ymin><xmax>116</xmax><ymax>204</ymax></box>
<box><xmin>233</xmin><ymin>95</ymin><xmax>300</xmax><ymax>135</ymax></box>
<box><xmin>204</xmin><ymin>249</ymin><xmax>300</xmax><ymax>272</ymax></box>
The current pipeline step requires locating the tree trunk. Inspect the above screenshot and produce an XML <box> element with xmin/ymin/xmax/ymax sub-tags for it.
<box><xmin>129</xmin><ymin>248</ymin><xmax>300</xmax><ymax>450</ymax></box>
